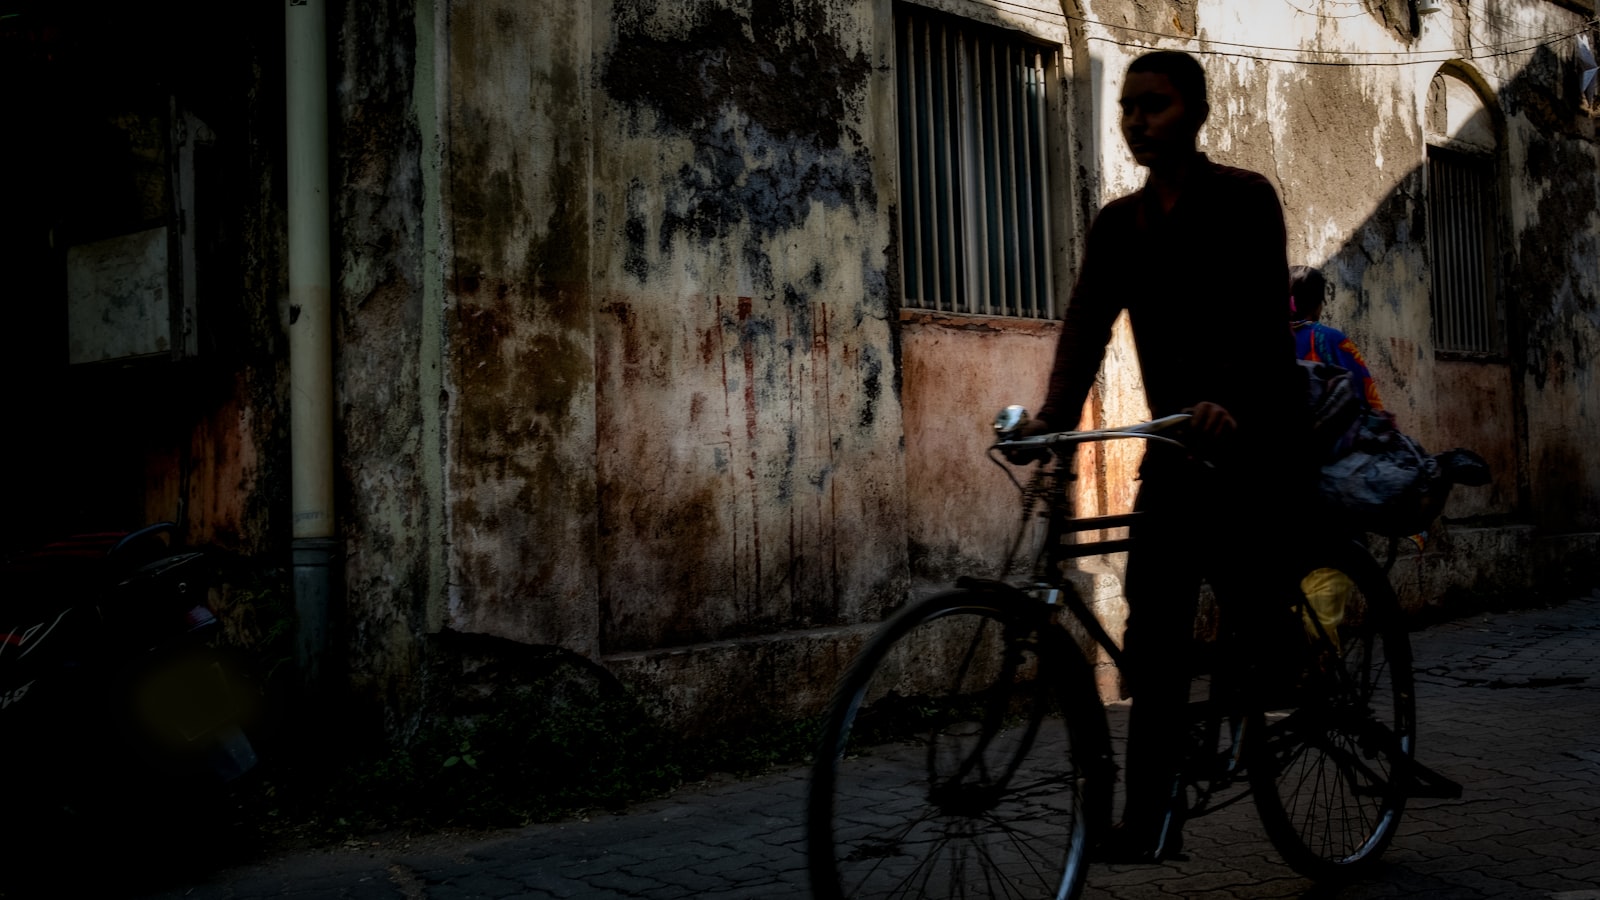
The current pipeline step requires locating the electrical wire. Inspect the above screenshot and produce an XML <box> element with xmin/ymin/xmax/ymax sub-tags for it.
<box><xmin>1280</xmin><ymin>0</ymin><xmax>1377</xmax><ymax>21</ymax></box>
<box><xmin>1460</xmin><ymin>5</ymin><xmax>1551</xmax><ymax>45</ymax></box>
<box><xmin>962</xmin><ymin>0</ymin><xmax>1595</xmax><ymax>69</ymax></box>
<box><xmin>1066</xmin><ymin>13</ymin><xmax>1596</xmax><ymax>67</ymax></box>
<box><xmin>1082</xmin><ymin>31</ymin><xmax>1585</xmax><ymax>67</ymax></box>
<box><xmin>1069</xmin><ymin>13</ymin><xmax>1589</xmax><ymax>56</ymax></box>
<box><xmin>980</xmin><ymin>0</ymin><xmax>1584</xmax><ymax>48</ymax></box>
<box><xmin>1279</xmin><ymin>0</ymin><xmax>1557</xmax><ymax>45</ymax></box>
<box><xmin>972</xmin><ymin>0</ymin><xmax>1077</xmax><ymax>25</ymax></box>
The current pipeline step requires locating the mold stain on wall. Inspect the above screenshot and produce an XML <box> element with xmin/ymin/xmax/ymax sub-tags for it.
<box><xmin>602</xmin><ymin>0</ymin><xmax>877</xmax><ymax>290</ymax></box>
<box><xmin>589</xmin><ymin>0</ymin><xmax>907</xmax><ymax>654</ymax></box>
<box><xmin>441</xmin><ymin>0</ymin><xmax>601</xmax><ymax>654</ymax></box>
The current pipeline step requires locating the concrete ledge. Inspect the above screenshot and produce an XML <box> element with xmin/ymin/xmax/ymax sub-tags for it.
<box><xmin>605</xmin><ymin>568</ymin><xmax>1133</xmax><ymax>733</ymax></box>
<box><xmin>601</xmin><ymin>530</ymin><xmax>1595</xmax><ymax>734</ymax></box>
<box><xmin>1387</xmin><ymin>526</ymin><xmax>1600</xmax><ymax>614</ymax></box>
<box><xmin>1531</xmin><ymin>530</ymin><xmax>1600</xmax><ymax>593</ymax></box>
<box><xmin>604</xmin><ymin>623</ymin><xmax>880</xmax><ymax>736</ymax></box>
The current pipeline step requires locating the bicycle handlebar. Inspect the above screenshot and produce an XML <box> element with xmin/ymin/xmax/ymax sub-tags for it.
<box><xmin>991</xmin><ymin>413</ymin><xmax>1194</xmax><ymax>455</ymax></box>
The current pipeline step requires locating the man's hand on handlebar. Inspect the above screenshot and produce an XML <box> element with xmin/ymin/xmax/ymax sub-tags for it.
<box><xmin>1000</xmin><ymin>417</ymin><xmax>1055</xmax><ymax>465</ymax></box>
<box><xmin>1182</xmin><ymin>401</ymin><xmax>1236</xmax><ymax>453</ymax></box>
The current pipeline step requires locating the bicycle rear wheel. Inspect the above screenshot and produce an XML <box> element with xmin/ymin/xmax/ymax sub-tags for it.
<box><xmin>808</xmin><ymin>587</ymin><xmax>1111</xmax><ymax>900</ymax></box>
<box><xmin>1247</xmin><ymin>543</ymin><xmax>1415</xmax><ymax>880</ymax></box>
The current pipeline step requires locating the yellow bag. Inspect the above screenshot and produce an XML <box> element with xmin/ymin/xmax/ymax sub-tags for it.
<box><xmin>1299</xmin><ymin>568</ymin><xmax>1351</xmax><ymax>654</ymax></box>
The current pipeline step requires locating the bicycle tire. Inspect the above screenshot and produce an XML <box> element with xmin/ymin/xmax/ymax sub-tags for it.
<box><xmin>1247</xmin><ymin>541</ymin><xmax>1416</xmax><ymax>880</ymax></box>
<box><xmin>808</xmin><ymin>587</ymin><xmax>1112</xmax><ymax>900</ymax></box>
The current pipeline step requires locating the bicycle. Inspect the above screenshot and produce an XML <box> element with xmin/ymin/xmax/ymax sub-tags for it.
<box><xmin>807</xmin><ymin>410</ymin><xmax>1460</xmax><ymax>899</ymax></box>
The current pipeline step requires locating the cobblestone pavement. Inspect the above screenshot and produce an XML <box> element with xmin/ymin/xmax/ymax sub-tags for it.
<box><xmin>130</xmin><ymin>590</ymin><xmax>1598</xmax><ymax>900</ymax></box>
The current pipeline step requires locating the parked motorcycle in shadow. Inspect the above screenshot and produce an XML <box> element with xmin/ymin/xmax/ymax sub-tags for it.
<box><xmin>1</xmin><ymin>522</ymin><xmax>262</xmax><ymax>888</ymax></box>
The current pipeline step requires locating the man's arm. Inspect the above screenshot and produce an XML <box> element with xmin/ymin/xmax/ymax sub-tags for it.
<box><xmin>1035</xmin><ymin>207</ymin><xmax>1126</xmax><ymax>430</ymax></box>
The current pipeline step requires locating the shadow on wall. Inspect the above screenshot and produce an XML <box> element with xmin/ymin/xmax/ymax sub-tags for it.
<box><xmin>1314</xmin><ymin>44</ymin><xmax>1598</xmax><ymax>533</ymax></box>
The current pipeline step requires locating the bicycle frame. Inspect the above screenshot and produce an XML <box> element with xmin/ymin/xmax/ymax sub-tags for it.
<box><xmin>808</xmin><ymin>413</ymin><xmax>1443</xmax><ymax>899</ymax></box>
<box><xmin>988</xmin><ymin>414</ymin><xmax>1281</xmax><ymax>818</ymax></box>
<box><xmin>988</xmin><ymin>414</ymin><xmax>1193</xmax><ymax>671</ymax></box>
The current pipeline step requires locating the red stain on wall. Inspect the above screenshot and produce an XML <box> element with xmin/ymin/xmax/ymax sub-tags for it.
<box><xmin>736</xmin><ymin>296</ymin><xmax>762</xmax><ymax>601</ymax></box>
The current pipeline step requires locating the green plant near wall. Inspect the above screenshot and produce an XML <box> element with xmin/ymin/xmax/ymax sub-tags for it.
<box><xmin>231</xmin><ymin>686</ymin><xmax>824</xmax><ymax>843</ymax></box>
<box><xmin>208</xmin><ymin>557</ymin><xmax>295</xmax><ymax>681</ymax></box>
<box><xmin>404</xmin><ymin>677</ymin><xmax>687</xmax><ymax>826</ymax></box>
<box><xmin>211</xmin><ymin>596</ymin><xmax>829</xmax><ymax>841</ymax></box>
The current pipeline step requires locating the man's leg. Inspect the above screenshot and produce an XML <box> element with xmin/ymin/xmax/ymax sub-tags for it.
<box><xmin>1201</xmin><ymin>472</ymin><xmax>1317</xmax><ymax>715</ymax></box>
<box><xmin>1118</xmin><ymin>479</ymin><xmax>1203</xmax><ymax>857</ymax></box>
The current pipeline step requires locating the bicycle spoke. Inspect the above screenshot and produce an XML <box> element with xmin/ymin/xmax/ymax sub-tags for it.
<box><xmin>1250</xmin><ymin>555</ymin><xmax>1414</xmax><ymax>880</ymax></box>
<box><xmin>986</xmin><ymin>811</ymin><xmax>1066</xmax><ymax>890</ymax></box>
<box><xmin>839</xmin><ymin>801</ymin><xmax>942</xmax><ymax>893</ymax></box>
<box><xmin>810</xmin><ymin>591</ymin><xmax>1100</xmax><ymax>899</ymax></box>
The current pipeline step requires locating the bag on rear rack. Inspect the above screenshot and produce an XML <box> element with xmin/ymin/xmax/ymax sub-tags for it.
<box><xmin>1299</xmin><ymin>360</ymin><xmax>1490</xmax><ymax>537</ymax></box>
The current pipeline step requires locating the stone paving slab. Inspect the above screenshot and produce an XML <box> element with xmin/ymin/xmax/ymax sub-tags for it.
<box><xmin>106</xmin><ymin>589</ymin><xmax>1600</xmax><ymax>899</ymax></box>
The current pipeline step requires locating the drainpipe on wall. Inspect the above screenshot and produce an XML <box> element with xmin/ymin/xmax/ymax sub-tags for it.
<box><xmin>286</xmin><ymin>0</ymin><xmax>339</xmax><ymax>690</ymax></box>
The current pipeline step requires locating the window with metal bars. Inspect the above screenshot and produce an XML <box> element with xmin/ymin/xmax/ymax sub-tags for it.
<box><xmin>895</xmin><ymin>6</ymin><xmax>1059</xmax><ymax>318</ymax></box>
<box><xmin>1427</xmin><ymin>146</ymin><xmax>1500</xmax><ymax>354</ymax></box>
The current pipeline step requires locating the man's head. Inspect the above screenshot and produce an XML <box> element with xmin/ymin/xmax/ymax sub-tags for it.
<box><xmin>1289</xmin><ymin>265</ymin><xmax>1328</xmax><ymax>321</ymax></box>
<box><xmin>1120</xmin><ymin>51</ymin><xmax>1209</xmax><ymax>169</ymax></box>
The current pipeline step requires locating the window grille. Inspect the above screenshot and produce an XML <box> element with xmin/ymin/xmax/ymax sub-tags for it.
<box><xmin>1427</xmin><ymin>147</ymin><xmax>1500</xmax><ymax>354</ymax></box>
<box><xmin>895</xmin><ymin>7</ymin><xmax>1058</xmax><ymax>318</ymax></box>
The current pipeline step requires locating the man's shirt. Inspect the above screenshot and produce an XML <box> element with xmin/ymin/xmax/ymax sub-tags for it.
<box><xmin>1292</xmin><ymin>320</ymin><xmax>1384</xmax><ymax>412</ymax></box>
<box><xmin>1038</xmin><ymin>155</ymin><xmax>1303</xmax><ymax>473</ymax></box>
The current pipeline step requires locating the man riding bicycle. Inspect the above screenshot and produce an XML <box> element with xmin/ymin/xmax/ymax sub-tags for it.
<box><xmin>1013</xmin><ymin>50</ymin><xmax>1311</xmax><ymax>863</ymax></box>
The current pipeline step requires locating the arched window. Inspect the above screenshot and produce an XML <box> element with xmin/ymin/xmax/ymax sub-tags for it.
<box><xmin>1425</xmin><ymin>68</ymin><xmax>1501</xmax><ymax>356</ymax></box>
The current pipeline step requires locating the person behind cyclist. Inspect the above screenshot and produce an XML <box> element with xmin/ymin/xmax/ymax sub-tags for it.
<box><xmin>1289</xmin><ymin>264</ymin><xmax>1383</xmax><ymax>413</ymax></box>
<box><xmin>1289</xmin><ymin>264</ymin><xmax>1386</xmax><ymax>654</ymax></box>
<box><xmin>1014</xmin><ymin>50</ymin><xmax>1311</xmax><ymax>863</ymax></box>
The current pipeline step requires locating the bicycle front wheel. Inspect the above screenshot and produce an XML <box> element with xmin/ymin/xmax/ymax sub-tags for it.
<box><xmin>1247</xmin><ymin>543</ymin><xmax>1416</xmax><ymax>880</ymax></box>
<box><xmin>808</xmin><ymin>587</ymin><xmax>1111</xmax><ymax>900</ymax></box>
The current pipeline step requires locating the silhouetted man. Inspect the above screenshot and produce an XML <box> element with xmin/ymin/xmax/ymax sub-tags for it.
<box><xmin>1020</xmin><ymin>50</ymin><xmax>1306</xmax><ymax>862</ymax></box>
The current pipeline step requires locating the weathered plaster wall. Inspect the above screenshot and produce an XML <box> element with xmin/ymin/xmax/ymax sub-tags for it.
<box><xmin>308</xmin><ymin>0</ymin><xmax>1596</xmax><ymax>734</ymax></box>
<box><xmin>441</xmin><ymin>0</ymin><xmax>601</xmax><ymax>655</ymax></box>
<box><xmin>330</xmin><ymin>0</ymin><xmax>442</xmax><ymax>721</ymax></box>
<box><xmin>319</xmin><ymin>0</ymin><xmax>917</xmax><ymax>731</ymax></box>
<box><xmin>893</xmin><ymin>0</ymin><xmax>1099</xmax><ymax>585</ymax></box>
<box><xmin>1378</xmin><ymin>4</ymin><xmax>1597</xmax><ymax>531</ymax></box>
<box><xmin>590</xmin><ymin>0</ymin><xmax>909</xmax><ymax>654</ymax></box>
<box><xmin>900</xmin><ymin>316</ymin><xmax>1062</xmax><ymax>581</ymax></box>
<box><xmin>1496</xmin><ymin>34</ymin><xmax>1600</xmax><ymax>531</ymax></box>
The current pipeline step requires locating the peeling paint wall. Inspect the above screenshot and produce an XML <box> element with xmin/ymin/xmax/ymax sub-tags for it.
<box><xmin>310</xmin><ymin>0</ymin><xmax>1598</xmax><ymax>730</ymax></box>
<box><xmin>591</xmin><ymin>0</ymin><xmax>909</xmax><ymax>653</ymax></box>
<box><xmin>351</xmin><ymin>0</ymin><xmax>915</xmax><ymax>671</ymax></box>
<box><xmin>900</xmin><ymin>317</ymin><xmax>1063</xmax><ymax>580</ymax></box>
<box><xmin>1498</xmin><ymin>32</ymin><xmax>1600</xmax><ymax>531</ymax></box>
